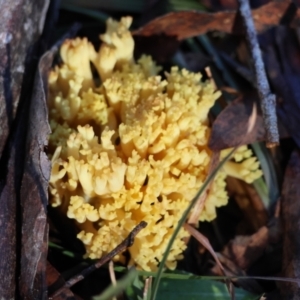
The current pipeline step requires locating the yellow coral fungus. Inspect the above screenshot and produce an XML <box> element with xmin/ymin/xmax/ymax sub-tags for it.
<box><xmin>48</xmin><ymin>17</ymin><xmax>263</xmax><ymax>271</ymax></box>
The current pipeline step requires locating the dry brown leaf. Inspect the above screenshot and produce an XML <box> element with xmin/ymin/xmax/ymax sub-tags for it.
<box><xmin>222</xmin><ymin>226</ymin><xmax>270</xmax><ymax>270</ymax></box>
<box><xmin>133</xmin><ymin>1</ymin><xmax>298</xmax><ymax>40</ymax></box>
<box><xmin>209</xmin><ymin>94</ymin><xmax>265</xmax><ymax>150</ymax></box>
<box><xmin>208</xmin><ymin>93</ymin><xmax>289</xmax><ymax>151</ymax></box>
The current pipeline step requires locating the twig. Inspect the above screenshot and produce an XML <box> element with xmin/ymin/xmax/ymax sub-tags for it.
<box><xmin>109</xmin><ymin>261</ymin><xmax>117</xmax><ymax>286</ymax></box>
<box><xmin>237</xmin><ymin>0</ymin><xmax>279</xmax><ymax>148</ymax></box>
<box><xmin>143</xmin><ymin>277</ymin><xmax>152</xmax><ymax>300</ymax></box>
<box><xmin>49</xmin><ymin>221</ymin><xmax>147</xmax><ymax>298</ymax></box>
<box><xmin>109</xmin><ymin>261</ymin><xmax>117</xmax><ymax>300</ymax></box>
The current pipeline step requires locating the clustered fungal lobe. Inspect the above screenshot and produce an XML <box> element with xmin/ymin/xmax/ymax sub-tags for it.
<box><xmin>48</xmin><ymin>16</ymin><xmax>262</xmax><ymax>271</ymax></box>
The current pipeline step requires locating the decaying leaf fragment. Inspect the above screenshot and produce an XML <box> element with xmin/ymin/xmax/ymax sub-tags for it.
<box><xmin>215</xmin><ymin>219</ymin><xmax>280</xmax><ymax>272</ymax></box>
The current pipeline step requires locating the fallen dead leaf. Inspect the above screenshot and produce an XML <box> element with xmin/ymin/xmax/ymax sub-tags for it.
<box><xmin>222</xmin><ymin>226</ymin><xmax>270</xmax><ymax>270</ymax></box>
<box><xmin>209</xmin><ymin>93</ymin><xmax>289</xmax><ymax>150</ymax></box>
<box><xmin>209</xmin><ymin>93</ymin><xmax>265</xmax><ymax>150</ymax></box>
<box><xmin>133</xmin><ymin>1</ymin><xmax>299</xmax><ymax>40</ymax></box>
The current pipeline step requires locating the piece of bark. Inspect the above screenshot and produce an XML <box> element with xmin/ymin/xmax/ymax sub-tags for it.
<box><xmin>0</xmin><ymin>1</ymin><xmax>50</xmax><ymax>298</ymax></box>
<box><xmin>19</xmin><ymin>23</ymin><xmax>82</xmax><ymax>299</ymax></box>
<box><xmin>19</xmin><ymin>49</ymin><xmax>54</xmax><ymax>299</ymax></box>
<box><xmin>0</xmin><ymin>0</ymin><xmax>50</xmax><ymax>158</ymax></box>
<box><xmin>279</xmin><ymin>150</ymin><xmax>300</xmax><ymax>299</ymax></box>
<box><xmin>0</xmin><ymin>134</ymin><xmax>19</xmax><ymax>299</ymax></box>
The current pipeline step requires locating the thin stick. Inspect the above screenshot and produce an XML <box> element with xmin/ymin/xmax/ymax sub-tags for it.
<box><xmin>50</xmin><ymin>221</ymin><xmax>147</xmax><ymax>298</ymax></box>
<box><xmin>143</xmin><ymin>277</ymin><xmax>152</xmax><ymax>300</ymax></box>
<box><xmin>237</xmin><ymin>0</ymin><xmax>279</xmax><ymax>148</ymax></box>
<box><xmin>109</xmin><ymin>261</ymin><xmax>117</xmax><ymax>300</ymax></box>
<box><xmin>109</xmin><ymin>261</ymin><xmax>117</xmax><ymax>286</ymax></box>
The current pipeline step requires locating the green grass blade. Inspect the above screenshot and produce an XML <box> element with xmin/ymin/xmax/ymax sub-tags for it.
<box><xmin>252</xmin><ymin>177</ymin><xmax>270</xmax><ymax>210</ymax></box>
<box><xmin>93</xmin><ymin>268</ymin><xmax>137</xmax><ymax>300</ymax></box>
<box><xmin>123</xmin><ymin>270</ymin><xmax>260</xmax><ymax>299</ymax></box>
<box><xmin>48</xmin><ymin>241</ymin><xmax>77</xmax><ymax>258</ymax></box>
<box><xmin>156</xmin><ymin>278</ymin><xmax>259</xmax><ymax>300</ymax></box>
<box><xmin>168</xmin><ymin>0</ymin><xmax>205</xmax><ymax>11</ymax></box>
<box><xmin>251</xmin><ymin>142</ymin><xmax>279</xmax><ymax>210</ymax></box>
<box><xmin>150</xmin><ymin>149</ymin><xmax>235</xmax><ymax>300</ymax></box>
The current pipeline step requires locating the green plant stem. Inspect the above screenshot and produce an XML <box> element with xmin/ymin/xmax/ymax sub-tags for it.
<box><xmin>251</xmin><ymin>142</ymin><xmax>279</xmax><ymax>210</ymax></box>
